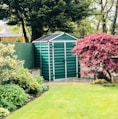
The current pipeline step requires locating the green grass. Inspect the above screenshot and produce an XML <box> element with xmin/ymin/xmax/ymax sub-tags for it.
<box><xmin>6</xmin><ymin>84</ymin><xmax>118</xmax><ymax>119</ymax></box>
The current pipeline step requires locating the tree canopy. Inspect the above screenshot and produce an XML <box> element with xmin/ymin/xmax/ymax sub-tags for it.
<box><xmin>0</xmin><ymin>0</ymin><xmax>92</xmax><ymax>42</ymax></box>
<box><xmin>90</xmin><ymin>0</ymin><xmax>118</xmax><ymax>34</ymax></box>
<box><xmin>72</xmin><ymin>33</ymin><xmax>118</xmax><ymax>82</ymax></box>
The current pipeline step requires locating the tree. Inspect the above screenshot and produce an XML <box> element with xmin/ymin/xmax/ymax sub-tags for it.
<box><xmin>0</xmin><ymin>0</ymin><xmax>92</xmax><ymax>42</ymax></box>
<box><xmin>76</xmin><ymin>18</ymin><xmax>95</xmax><ymax>37</ymax></box>
<box><xmin>0</xmin><ymin>0</ymin><xmax>29</xmax><ymax>42</ymax></box>
<box><xmin>111</xmin><ymin>0</ymin><xmax>118</xmax><ymax>34</ymax></box>
<box><xmin>92</xmin><ymin>0</ymin><xmax>114</xmax><ymax>33</ymax></box>
<box><xmin>72</xmin><ymin>33</ymin><xmax>118</xmax><ymax>82</ymax></box>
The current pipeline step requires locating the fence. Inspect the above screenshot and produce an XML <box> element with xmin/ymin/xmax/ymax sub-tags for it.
<box><xmin>14</xmin><ymin>43</ymin><xmax>34</xmax><ymax>69</ymax></box>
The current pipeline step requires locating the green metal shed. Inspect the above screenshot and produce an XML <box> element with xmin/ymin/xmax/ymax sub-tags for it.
<box><xmin>33</xmin><ymin>32</ymin><xmax>80</xmax><ymax>81</ymax></box>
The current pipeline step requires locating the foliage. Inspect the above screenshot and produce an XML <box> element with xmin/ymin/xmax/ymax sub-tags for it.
<box><xmin>110</xmin><ymin>0</ymin><xmax>118</xmax><ymax>35</ymax></box>
<box><xmin>0</xmin><ymin>84</ymin><xmax>28</xmax><ymax>111</ymax></box>
<box><xmin>0</xmin><ymin>0</ymin><xmax>93</xmax><ymax>41</ymax></box>
<box><xmin>33</xmin><ymin>75</ymin><xmax>44</xmax><ymax>84</ymax></box>
<box><xmin>0</xmin><ymin>98</ymin><xmax>16</xmax><ymax>111</ymax></box>
<box><xmin>94</xmin><ymin>0</ymin><xmax>114</xmax><ymax>32</ymax></box>
<box><xmin>72</xmin><ymin>33</ymin><xmax>118</xmax><ymax>82</ymax></box>
<box><xmin>89</xmin><ymin>0</ymin><xmax>118</xmax><ymax>35</ymax></box>
<box><xmin>40</xmin><ymin>84</ymin><xmax>49</xmax><ymax>92</ymax></box>
<box><xmin>2</xmin><ymin>68</ymin><xmax>41</xmax><ymax>95</ymax></box>
<box><xmin>0</xmin><ymin>107</ymin><xmax>9</xmax><ymax>117</ymax></box>
<box><xmin>0</xmin><ymin>43</ymin><xmax>23</xmax><ymax>82</ymax></box>
<box><xmin>76</xmin><ymin>18</ymin><xmax>95</xmax><ymax>37</ymax></box>
<box><xmin>0</xmin><ymin>43</ymin><xmax>41</xmax><ymax>95</ymax></box>
<box><xmin>33</xmin><ymin>75</ymin><xmax>49</xmax><ymax>92</ymax></box>
<box><xmin>92</xmin><ymin>79</ymin><xmax>107</xmax><ymax>84</ymax></box>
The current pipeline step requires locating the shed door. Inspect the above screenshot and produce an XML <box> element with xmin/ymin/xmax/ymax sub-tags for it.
<box><xmin>52</xmin><ymin>42</ymin><xmax>79</xmax><ymax>80</ymax></box>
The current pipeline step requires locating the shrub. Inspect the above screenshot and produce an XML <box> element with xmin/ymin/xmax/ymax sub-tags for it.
<box><xmin>0</xmin><ymin>107</ymin><xmax>9</xmax><ymax>117</ymax></box>
<box><xmin>2</xmin><ymin>67</ymin><xmax>41</xmax><ymax>95</ymax></box>
<box><xmin>0</xmin><ymin>98</ymin><xmax>16</xmax><ymax>111</ymax></box>
<box><xmin>40</xmin><ymin>84</ymin><xmax>49</xmax><ymax>92</ymax></box>
<box><xmin>33</xmin><ymin>75</ymin><xmax>44</xmax><ymax>84</ymax></box>
<box><xmin>92</xmin><ymin>79</ymin><xmax>107</xmax><ymax>84</ymax></box>
<box><xmin>0</xmin><ymin>84</ymin><xmax>28</xmax><ymax>111</ymax></box>
<box><xmin>0</xmin><ymin>43</ymin><xmax>41</xmax><ymax>95</ymax></box>
<box><xmin>33</xmin><ymin>75</ymin><xmax>49</xmax><ymax>92</ymax></box>
<box><xmin>0</xmin><ymin>43</ymin><xmax>24</xmax><ymax>83</ymax></box>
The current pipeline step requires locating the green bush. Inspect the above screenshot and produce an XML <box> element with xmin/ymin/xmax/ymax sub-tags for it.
<box><xmin>0</xmin><ymin>84</ymin><xmax>28</xmax><ymax>111</ymax></box>
<box><xmin>33</xmin><ymin>75</ymin><xmax>49</xmax><ymax>92</ymax></box>
<box><xmin>2</xmin><ymin>68</ymin><xmax>41</xmax><ymax>95</ymax></box>
<box><xmin>40</xmin><ymin>84</ymin><xmax>49</xmax><ymax>92</ymax></box>
<box><xmin>0</xmin><ymin>43</ymin><xmax>41</xmax><ymax>95</ymax></box>
<box><xmin>33</xmin><ymin>75</ymin><xmax>44</xmax><ymax>84</ymax></box>
<box><xmin>0</xmin><ymin>98</ymin><xmax>16</xmax><ymax>111</ymax></box>
<box><xmin>0</xmin><ymin>107</ymin><xmax>9</xmax><ymax>117</ymax></box>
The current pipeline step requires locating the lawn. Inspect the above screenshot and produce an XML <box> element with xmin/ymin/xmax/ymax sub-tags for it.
<box><xmin>6</xmin><ymin>83</ymin><xmax>118</xmax><ymax>119</ymax></box>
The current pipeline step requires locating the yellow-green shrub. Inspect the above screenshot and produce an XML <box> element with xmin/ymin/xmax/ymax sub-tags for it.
<box><xmin>0</xmin><ymin>107</ymin><xmax>9</xmax><ymax>117</ymax></box>
<box><xmin>2</xmin><ymin>68</ymin><xmax>41</xmax><ymax>95</ymax></box>
<box><xmin>0</xmin><ymin>43</ymin><xmax>41</xmax><ymax>95</ymax></box>
<box><xmin>92</xmin><ymin>79</ymin><xmax>107</xmax><ymax>84</ymax></box>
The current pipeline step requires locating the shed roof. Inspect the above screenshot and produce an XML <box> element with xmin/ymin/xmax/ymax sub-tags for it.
<box><xmin>32</xmin><ymin>32</ymin><xmax>77</xmax><ymax>43</ymax></box>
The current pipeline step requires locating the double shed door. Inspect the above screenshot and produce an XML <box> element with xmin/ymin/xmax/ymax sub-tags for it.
<box><xmin>52</xmin><ymin>42</ymin><xmax>79</xmax><ymax>80</ymax></box>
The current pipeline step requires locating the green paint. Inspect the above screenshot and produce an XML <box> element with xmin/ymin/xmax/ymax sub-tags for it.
<box><xmin>15</xmin><ymin>43</ymin><xmax>34</xmax><ymax>69</ymax></box>
<box><xmin>33</xmin><ymin>33</ymin><xmax>80</xmax><ymax>80</ymax></box>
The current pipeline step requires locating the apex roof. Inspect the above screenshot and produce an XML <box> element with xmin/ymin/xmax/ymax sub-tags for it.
<box><xmin>33</xmin><ymin>32</ymin><xmax>77</xmax><ymax>43</ymax></box>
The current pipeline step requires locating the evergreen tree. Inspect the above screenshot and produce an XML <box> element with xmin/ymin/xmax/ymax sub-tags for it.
<box><xmin>0</xmin><ymin>0</ymin><xmax>92</xmax><ymax>42</ymax></box>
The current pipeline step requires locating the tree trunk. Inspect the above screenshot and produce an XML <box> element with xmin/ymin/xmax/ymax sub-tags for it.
<box><xmin>21</xmin><ymin>19</ymin><xmax>29</xmax><ymax>42</ymax></box>
<box><xmin>106</xmin><ymin>70</ymin><xmax>112</xmax><ymax>82</ymax></box>
<box><xmin>31</xmin><ymin>25</ymin><xmax>44</xmax><ymax>42</ymax></box>
<box><xmin>95</xmin><ymin>0</ymin><xmax>114</xmax><ymax>32</ymax></box>
<box><xmin>96</xmin><ymin>20</ymin><xmax>100</xmax><ymax>31</ymax></box>
<box><xmin>111</xmin><ymin>0</ymin><xmax>118</xmax><ymax>35</ymax></box>
<box><xmin>14</xmin><ymin>3</ymin><xmax>29</xmax><ymax>42</ymax></box>
<box><xmin>97</xmin><ymin>71</ymin><xmax>112</xmax><ymax>82</ymax></box>
<box><xmin>102</xmin><ymin>16</ymin><xmax>107</xmax><ymax>33</ymax></box>
<box><xmin>101</xmin><ymin>0</ymin><xmax>107</xmax><ymax>33</ymax></box>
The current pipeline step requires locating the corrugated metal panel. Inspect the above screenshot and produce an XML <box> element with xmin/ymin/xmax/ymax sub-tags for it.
<box><xmin>34</xmin><ymin>43</ymin><xmax>40</xmax><ymax>67</ymax></box>
<box><xmin>34</xmin><ymin>43</ymin><xmax>49</xmax><ymax>80</ymax></box>
<box><xmin>66</xmin><ymin>42</ymin><xmax>79</xmax><ymax>78</ymax></box>
<box><xmin>54</xmin><ymin>43</ymin><xmax>65</xmax><ymax>79</ymax></box>
<box><xmin>41</xmin><ymin>43</ymin><xmax>52</xmax><ymax>80</ymax></box>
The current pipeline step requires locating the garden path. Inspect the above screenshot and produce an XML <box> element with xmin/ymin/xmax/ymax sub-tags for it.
<box><xmin>45</xmin><ymin>78</ymin><xmax>92</xmax><ymax>85</ymax></box>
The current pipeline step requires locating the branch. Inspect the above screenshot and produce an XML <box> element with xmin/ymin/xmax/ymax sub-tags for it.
<box><xmin>95</xmin><ymin>0</ymin><xmax>101</xmax><ymax>4</ymax></box>
<box><xmin>105</xmin><ymin>0</ymin><xmax>114</xmax><ymax>19</ymax></box>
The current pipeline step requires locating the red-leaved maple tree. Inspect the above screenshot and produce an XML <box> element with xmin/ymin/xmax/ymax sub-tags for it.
<box><xmin>72</xmin><ymin>33</ymin><xmax>118</xmax><ymax>82</ymax></box>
